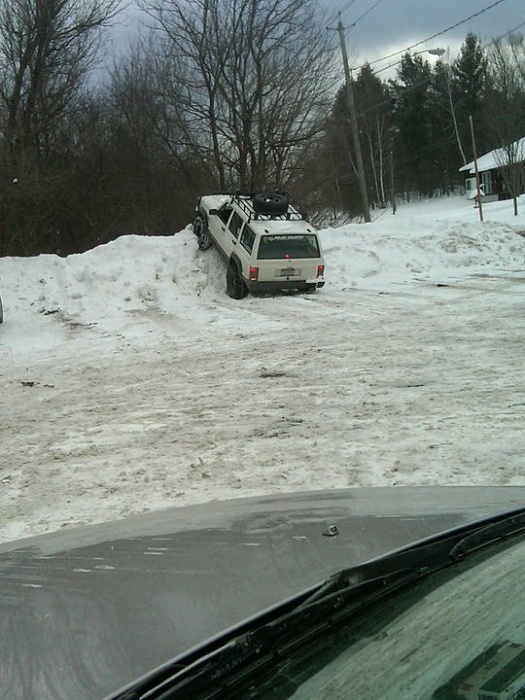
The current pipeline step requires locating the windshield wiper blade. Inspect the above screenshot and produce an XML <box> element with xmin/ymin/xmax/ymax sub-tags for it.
<box><xmin>449</xmin><ymin>509</ymin><xmax>525</xmax><ymax>560</ymax></box>
<box><xmin>304</xmin><ymin>507</ymin><xmax>525</xmax><ymax>608</ymax></box>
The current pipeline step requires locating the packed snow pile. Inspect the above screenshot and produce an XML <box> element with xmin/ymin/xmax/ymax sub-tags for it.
<box><xmin>323</xmin><ymin>215</ymin><xmax>524</xmax><ymax>289</ymax></box>
<box><xmin>0</xmin><ymin>195</ymin><xmax>524</xmax><ymax>542</ymax></box>
<box><xmin>2</xmin><ymin>195</ymin><xmax>524</xmax><ymax>354</ymax></box>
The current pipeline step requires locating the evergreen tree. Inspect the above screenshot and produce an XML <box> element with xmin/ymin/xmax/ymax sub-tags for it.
<box><xmin>390</xmin><ymin>53</ymin><xmax>435</xmax><ymax>196</ymax></box>
<box><xmin>324</xmin><ymin>85</ymin><xmax>362</xmax><ymax>215</ymax></box>
<box><xmin>452</xmin><ymin>33</ymin><xmax>490</xmax><ymax>156</ymax></box>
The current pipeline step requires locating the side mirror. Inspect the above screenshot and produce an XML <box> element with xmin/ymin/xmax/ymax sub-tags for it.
<box><xmin>208</xmin><ymin>209</ymin><xmax>218</xmax><ymax>216</ymax></box>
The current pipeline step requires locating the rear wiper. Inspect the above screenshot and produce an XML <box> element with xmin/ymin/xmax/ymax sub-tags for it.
<box><xmin>110</xmin><ymin>507</ymin><xmax>525</xmax><ymax>700</ymax></box>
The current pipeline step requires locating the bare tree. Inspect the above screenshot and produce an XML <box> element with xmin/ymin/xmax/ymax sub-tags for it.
<box><xmin>353</xmin><ymin>65</ymin><xmax>391</xmax><ymax>208</ymax></box>
<box><xmin>486</xmin><ymin>37</ymin><xmax>525</xmax><ymax>215</ymax></box>
<box><xmin>141</xmin><ymin>0</ymin><xmax>336</xmax><ymax>191</ymax></box>
<box><xmin>104</xmin><ymin>40</ymin><xmax>205</xmax><ymax>234</ymax></box>
<box><xmin>0</xmin><ymin>0</ymin><xmax>121</xmax><ymax>254</ymax></box>
<box><xmin>0</xmin><ymin>0</ymin><xmax>121</xmax><ymax>165</ymax></box>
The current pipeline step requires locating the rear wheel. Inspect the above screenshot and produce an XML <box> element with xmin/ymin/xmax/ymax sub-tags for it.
<box><xmin>226</xmin><ymin>262</ymin><xmax>248</xmax><ymax>299</ymax></box>
<box><xmin>193</xmin><ymin>215</ymin><xmax>212</xmax><ymax>251</ymax></box>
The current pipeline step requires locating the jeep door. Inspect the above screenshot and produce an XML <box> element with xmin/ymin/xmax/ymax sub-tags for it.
<box><xmin>223</xmin><ymin>211</ymin><xmax>244</xmax><ymax>259</ymax></box>
<box><xmin>212</xmin><ymin>207</ymin><xmax>244</xmax><ymax>259</ymax></box>
<box><xmin>210</xmin><ymin>204</ymin><xmax>234</xmax><ymax>257</ymax></box>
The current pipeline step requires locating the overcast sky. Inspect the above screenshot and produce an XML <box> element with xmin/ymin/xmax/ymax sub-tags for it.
<box><xmin>327</xmin><ymin>0</ymin><xmax>523</xmax><ymax>74</ymax></box>
<box><xmin>112</xmin><ymin>0</ymin><xmax>523</xmax><ymax>79</ymax></box>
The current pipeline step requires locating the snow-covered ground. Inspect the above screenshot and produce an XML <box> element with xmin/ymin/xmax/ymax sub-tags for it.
<box><xmin>1</xmin><ymin>195</ymin><xmax>524</xmax><ymax>543</ymax></box>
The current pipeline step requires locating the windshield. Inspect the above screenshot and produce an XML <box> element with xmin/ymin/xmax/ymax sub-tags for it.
<box><xmin>256</xmin><ymin>234</ymin><xmax>320</xmax><ymax>259</ymax></box>
<box><xmin>276</xmin><ymin>536</ymin><xmax>525</xmax><ymax>700</ymax></box>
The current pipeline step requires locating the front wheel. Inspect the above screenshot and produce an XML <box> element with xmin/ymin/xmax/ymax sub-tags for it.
<box><xmin>193</xmin><ymin>215</ymin><xmax>212</xmax><ymax>251</ymax></box>
<box><xmin>226</xmin><ymin>262</ymin><xmax>248</xmax><ymax>299</ymax></box>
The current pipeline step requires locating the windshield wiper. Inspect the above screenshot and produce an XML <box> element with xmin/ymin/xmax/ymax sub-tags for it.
<box><xmin>303</xmin><ymin>507</ymin><xmax>525</xmax><ymax>607</ymax></box>
<box><xmin>110</xmin><ymin>507</ymin><xmax>525</xmax><ymax>700</ymax></box>
<box><xmin>449</xmin><ymin>509</ymin><xmax>525</xmax><ymax>560</ymax></box>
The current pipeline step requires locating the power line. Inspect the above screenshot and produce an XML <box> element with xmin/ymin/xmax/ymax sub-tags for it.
<box><xmin>326</xmin><ymin>0</ymin><xmax>388</xmax><ymax>66</ymax></box>
<box><xmin>325</xmin><ymin>0</ymin><xmax>385</xmax><ymax>41</ymax></box>
<box><xmin>495</xmin><ymin>19</ymin><xmax>525</xmax><ymax>42</ymax></box>
<box><xmin>373</xmin><ymin>53</ymin><xmax>435</xmax><ymax>77</ymax></box>
<box><xmin>325</xmin><ymin>0</ymin><xmax>360</xmax><ymax>34</ymax></box>
<box><xmin>348</xmin><ymin>0</ymin><xmax>386</xmax><ymax>30</ymax></box>
<box><xmin>335</xmin><ymin>0</ymin><xmax>360</xmax><ymax>19</ymax></box>
<box><xmin>369</xmin><ymin>16</ymin><xmax>525</xmax><ymax>80</ymax></box>
<box><xmin>334</xmin><ymin>18</ymin><xmax>525</xmax><ymax>143</ymax></box>
<box><xmin>356</xmin><ymin>0</ymin><xmax>511</xmax><ymax>72</ymax></box>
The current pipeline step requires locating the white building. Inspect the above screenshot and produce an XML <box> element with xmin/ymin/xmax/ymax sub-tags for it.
<box><xmin>459</xmin><ymin>137</ymin><xmax>525</xmax><ymax>200</ymax></box>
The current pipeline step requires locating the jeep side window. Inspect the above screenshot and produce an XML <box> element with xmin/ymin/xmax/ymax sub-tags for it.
<box><xmin>218</xmin><ymin>206</ymin><xmax>233</xmax><ymax>225</ymax></box>
<box><xmin>240</xmin><ymin>226</ymin><xmax>256</xmax><ymax>253</ymax></box>
<box><xmin>228</xmin><ymin>212</ymin><xmax>244</xmax><ymax>239</ymax></box>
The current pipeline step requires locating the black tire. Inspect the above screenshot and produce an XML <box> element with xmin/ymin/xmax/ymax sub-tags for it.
<box><xmin>252</xmin><ymin>192</ymin><xmax>289</xmax><ymax>216</ymax></box>
<box><xmin>193</xmin><ymin>215</ymin><xmax>212</xmax><ymax>251</ymax></box>
<box><xmin>226</xmin><ymin>262</ymin><xmax>248</xmax><ymax>299</ymax></box>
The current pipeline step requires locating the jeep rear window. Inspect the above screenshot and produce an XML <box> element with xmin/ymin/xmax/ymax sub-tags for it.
<box><xmin>257</xmin><ymin>234</ymin><xmax>320</xmax><ymax>260</ymax></box>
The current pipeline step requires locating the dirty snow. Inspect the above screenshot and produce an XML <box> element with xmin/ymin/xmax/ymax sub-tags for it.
<box><xmin>1</xmin><ymin>195</ymin><xmax>524</xmax><ymax>543</ymax></box>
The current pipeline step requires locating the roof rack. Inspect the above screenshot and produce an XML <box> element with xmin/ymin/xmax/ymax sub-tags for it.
<box><xmin>231</xmin><ymin>192</ymin><xmax>308</xmax><ymax>222</ymax></box>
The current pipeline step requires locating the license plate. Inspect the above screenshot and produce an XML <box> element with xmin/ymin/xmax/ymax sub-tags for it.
<box><xmin>279</xmin><ymin>267</ymin><xmax>299</xmax><ymax>276</ymax></box>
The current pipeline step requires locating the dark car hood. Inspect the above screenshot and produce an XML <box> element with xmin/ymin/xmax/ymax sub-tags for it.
<box><xmin>1</xmin><ymin>486</ymin><xmax>525</xmax><ymax>700</ymax></box>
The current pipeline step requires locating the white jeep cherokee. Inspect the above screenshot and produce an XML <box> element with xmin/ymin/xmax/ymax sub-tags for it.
<box><xmin>193</xmin><ymin>191</ymin><xmax>325</xmax><ymax>299</ymax></box>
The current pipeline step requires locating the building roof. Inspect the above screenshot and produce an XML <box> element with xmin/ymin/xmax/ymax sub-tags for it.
<box><xmin>460</xmin><ymin>136</ymin><xmax>525</xmax><ymax>174</ymax></box>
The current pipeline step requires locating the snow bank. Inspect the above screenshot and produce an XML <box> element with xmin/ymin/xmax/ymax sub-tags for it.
<box><xmin>0</xmin><ymin>195</ymin><xmax>524</xmax><ymax>542</ymax></box>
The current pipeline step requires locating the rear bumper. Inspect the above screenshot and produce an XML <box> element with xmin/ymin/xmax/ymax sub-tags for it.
<box><xmin>244</xmin><ymin>278</ymin><xmax>325</xmax><ymax>293</ymax></box>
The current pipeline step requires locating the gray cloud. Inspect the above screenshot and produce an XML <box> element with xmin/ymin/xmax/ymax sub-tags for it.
<box><xmin>324</xmin><ymin>0</ymin><xmax>522</xmax><ymax>67</ymax></box>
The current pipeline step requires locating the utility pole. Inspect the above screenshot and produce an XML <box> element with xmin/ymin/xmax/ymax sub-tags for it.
<box><xmin>336</xmin><ymin>20</ymin><xmax>371</xmax><ymax>223</ymax></box>
<box><xmin>390</xmin><ymin>149</ymin><xmax>396</xmax><ymax>215</ymax></box>
<box><xmin>469</xmin><ymin>115</ymin><xmax>483</xmax><ymax>223</ymax></box>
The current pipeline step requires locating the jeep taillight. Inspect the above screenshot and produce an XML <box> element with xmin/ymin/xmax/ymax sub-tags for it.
<box><xmin>317</xmin><ymin>264</ymin><xmax>325</xmax><ymax>278</ymax></box>
<box><xmin>249</xmin><ymin>266</ymin><xmax>259</xmax><ymax>281</ymax></box>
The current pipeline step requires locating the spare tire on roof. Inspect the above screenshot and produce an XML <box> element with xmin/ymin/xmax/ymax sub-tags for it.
<box><xmin>252</xmin><ymin>192</ymin><xmax>289</xmax><ymax>215</ymax></box>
